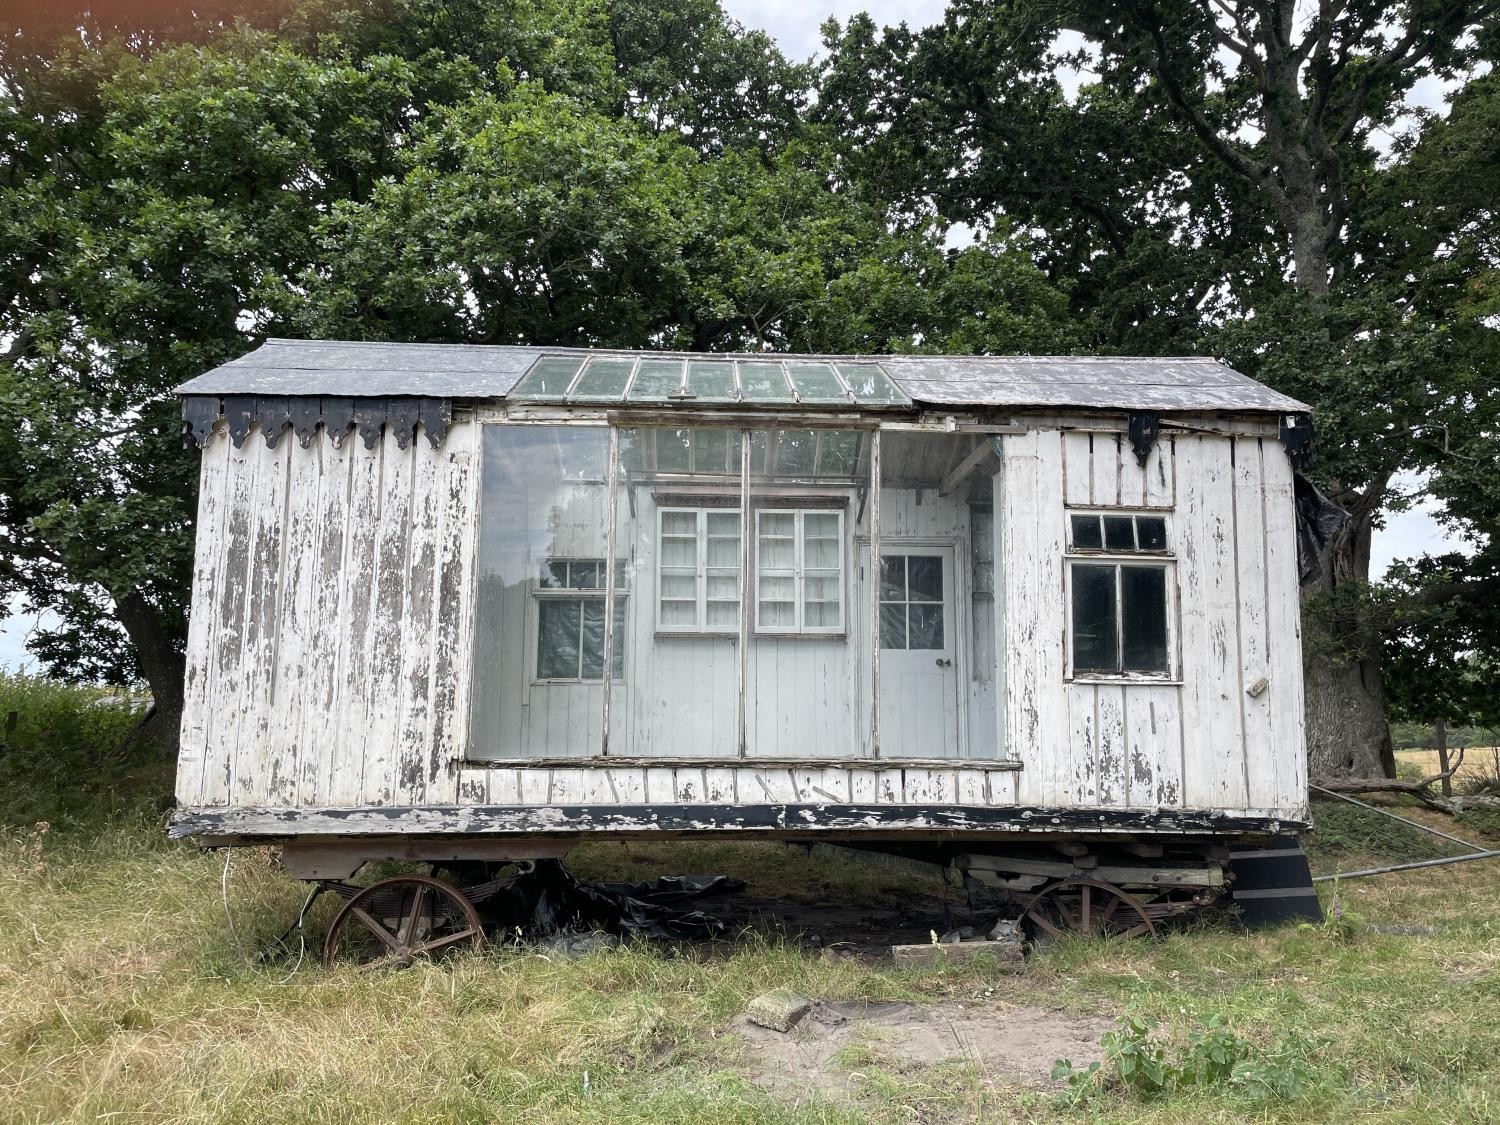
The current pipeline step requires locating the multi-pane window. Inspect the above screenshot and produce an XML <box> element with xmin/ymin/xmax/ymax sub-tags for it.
<box><xmin>1067</xmin><ymin>512</ymin><xmax>1172</xmax><ymax>677</ymax></box>
<box><xmin>657</xmin><ymin>508</ymin><xmax>741</xmax><ymax>631</ymax></box>
<box><xmin>535</xmin><ymin>558</ymin><xmax>626</xmax><ymax>680</ymax></box>
<box><xmin>880</xmin><ymin>554</ymin><xmax>945</xmax><ymax>649</ymax></box>
<box><xmin>755</xmin><ymin>509</ymin><xmax>844</xmax><ymax>633</ymax></box>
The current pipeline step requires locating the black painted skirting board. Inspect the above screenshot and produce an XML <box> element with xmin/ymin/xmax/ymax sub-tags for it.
<box><xmin>169</xmin><ymin>803</ymin><xmax>1306</xmax><ymax>843</ymax></box>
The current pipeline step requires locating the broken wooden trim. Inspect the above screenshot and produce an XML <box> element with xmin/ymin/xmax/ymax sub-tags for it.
<box><xmin>168</xmin><ymin>802</ymin><xmax>1305</xmax><ymax>842</ymax></box>
<box><xmin>459</xmin><ymin>756</ymin><xmax>1025</xmax><ymax>769</ymax></box>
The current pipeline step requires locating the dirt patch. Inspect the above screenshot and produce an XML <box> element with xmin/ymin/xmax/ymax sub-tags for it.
<box><xmin>734</xmin><ymin>1000</ymin><xmax>1113</xmax><ymax>1101</ymax></box>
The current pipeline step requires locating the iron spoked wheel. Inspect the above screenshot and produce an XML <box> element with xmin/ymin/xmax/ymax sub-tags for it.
<box><xmin>1022</xmin><ymin>877</ymin><xmax>1158</xmax><ymax>942</ymax></box>
<box><xmin>323</xmin><ymin>874</ymin><xmax>485</xmax><ymax>970</ymax></box>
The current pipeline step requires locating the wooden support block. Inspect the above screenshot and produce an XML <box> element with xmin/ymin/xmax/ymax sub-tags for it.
<box><xmin>1121</xmin><ymin>841</ymin><xmax>1166</xmax><ymax>858</ymax></box>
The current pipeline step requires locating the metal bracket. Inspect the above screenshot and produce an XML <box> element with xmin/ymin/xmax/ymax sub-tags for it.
<box><xmin>1127</xmin><ymin>411</ymin><xmax>1161</xmax><ymax>467</ymax></box>
<box><xmin>1278</xmin><ymin>413</ymin><xmax>1314</xmax><ymax>472</ymax></box>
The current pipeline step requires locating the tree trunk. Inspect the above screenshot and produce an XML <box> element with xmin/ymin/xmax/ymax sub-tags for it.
<box><xmin>112</xmin><ymin>588</ymin><xmax>186</xmax><ymax>756</ymax></box>
<box><xmin>1435</xmin><ymin>717</ymin><xmax>1451</xmax><ymax>798</ymax></box>
<box><xmin>1299</xmin><ymin>500</ymin><xmax>1395</xmax><ymax>778</ymax></box>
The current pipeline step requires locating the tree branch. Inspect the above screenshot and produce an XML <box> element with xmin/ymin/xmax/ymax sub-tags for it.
<box><xmin>1124</xmin><ymin>2</ymin><xmax>1287</xmax><ymax>211</ymax></box>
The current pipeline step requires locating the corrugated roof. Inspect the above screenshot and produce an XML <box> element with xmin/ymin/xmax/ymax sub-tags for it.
<box><xmin>176</xmin><ymin>339</ymin><xmax>1309</xmax><ymax>413</ymax></box>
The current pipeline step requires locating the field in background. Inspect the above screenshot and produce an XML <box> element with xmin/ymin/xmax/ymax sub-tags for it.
<box><xmin>2</xmin><ymin>677</ymin><xmax>1499</xmax><ymax>1122</ymax></box>
<box><xmin>1395</xmin><ymin>746</ymin><xmax>1500</xmax><ymax>786</ymax></box>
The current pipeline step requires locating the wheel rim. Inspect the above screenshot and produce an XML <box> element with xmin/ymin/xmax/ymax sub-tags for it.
<box><xmin>323</xmin><ymin>875</ymin><xmax>485</xmax><ymax>969</ymax></box>
<box><xmin>1022</xmin><ymin>878</ymin><xmax>1157</xmax><ymax>941</ymax></box>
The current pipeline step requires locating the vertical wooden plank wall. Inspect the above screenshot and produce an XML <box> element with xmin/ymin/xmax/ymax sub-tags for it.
<box><xmin>1008</xmin><ymin>424</ymin><xmax>1304</xmax><ymax>818</ymax></box>
<box><xmin>177</xmin><ymin>421</ymin><xmax>479</xmax><ymax>809</ymax></box>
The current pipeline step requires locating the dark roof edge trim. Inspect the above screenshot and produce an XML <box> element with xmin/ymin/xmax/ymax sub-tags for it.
<box><xmin>182</xmin><ymin>394</ymin><xmax>452</xmax><ymax>451</ymax></box>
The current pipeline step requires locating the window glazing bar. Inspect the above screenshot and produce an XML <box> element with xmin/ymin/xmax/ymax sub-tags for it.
<box><xmin>737</xmin><ymin>429</ymin><xmax>751</xmax><ymax>757</ymax></box>
<box><xmin>600</xmin><ymin>425</ymin><xmax>621</xmax><ymax>754</ymax></box>
<box><xmin>869</xmin><ymin>429</ymin><xmax>882</xmax><ymax>758</ymax></box>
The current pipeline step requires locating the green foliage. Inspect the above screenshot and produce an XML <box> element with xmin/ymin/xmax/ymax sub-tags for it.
<box><xmin>0</xmin><ymin>0</ymin><xmax>1078</xmax><ymax>697</ymax></box>
<box><xmin>0</xmin><ymin>674</ymin><xmax>166</xmax><ymax>832</ymax></box>
<box><xmin>1053</xmin><ymin>1015</ymin><xmax>1325</xmax><ymax>1107</ymax></box>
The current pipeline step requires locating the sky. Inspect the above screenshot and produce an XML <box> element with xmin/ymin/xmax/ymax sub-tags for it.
<box><xmin>0</xmin><ymin>1</ymin><xmax>1463</xmax><ymax>674</ymax></box>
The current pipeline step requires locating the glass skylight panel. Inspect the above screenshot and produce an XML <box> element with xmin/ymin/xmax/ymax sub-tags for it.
<box><xmin>736</xmin><ymin>360</ymin><xmax>795</xmax><ymax>403</ymax></box>
<box><xmin>836</xmin><ymin>363</ymin><xmax>909</xmax><ymax>405</ymax></box>
<box><xmin>569</xmin><ymin>357</ymin><xmax>637</xmax><ymax>401</ymax></box>
<box><xmin>625</xmin><ymin>358</ymin><xmax>686</xmax><ymax>401</ymax></box>
<box><xmin>685</xmin><ymin>360</ymin><xmax>737</xmax><ymax>402</ymax></box>
<box><xmin>512</xmin><ymin>355</ymin><xmax>585</xmax><ymax>399</ymax></box>
<box><xmin>786</xmin><ymin>362</ymin><xmax>849</xmax><ymax>403</ymax></box>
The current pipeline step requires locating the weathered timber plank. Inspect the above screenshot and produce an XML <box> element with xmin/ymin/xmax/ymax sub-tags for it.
<box><xmin>306</xmin><ymin>434</ymin><xmax>353</xmax><ymax>806</ymax></box>
<box><xmin>1095</xmin><ymin>685</ymin><xmax>1127</xmax><ymax>805</ymax></box>
<box><xmin>1233</xmin><ymin>437</ymin><xmax>1277</xmax><ymax>809</ymax></box>
<box><xmin>427</xmin><ymin>424</ymin><xmax>479</xmax><ymax>801</ymax></box>
<box><xmin>1261</xmin><ymin>440</ymin><xmax>1308</xmax><ymax>816</ymax></box>
<box><xmin>362</xmin><ymin>436</ymin><xmax>415</xmax><ymax>805</ymax></box>
<box><xmin>234</xmin><ymin>430</ymin><xmax>290</xmax><ymax>805</ymax></box>
<box><xmin>392</xmin><ymin>437</ymin><xmax>442</xmax><ymax>805</ymax></box>
<box><xmin>329</xmin><ymin>437</ymin><xmax>383</xmax><ymax>806</ymax></box>
<box><xmin>275</xmin><ymin>435</ymin><xmax>323</xmax><ymax>807</ymax></box>
<box><xmin>169</xmin><ymin>802</ymin><xmax>1308</xmax><ymax>841</ymax></box>
<box><xmin>177</xmin><ymin>430</ymin><xmax>230</xmax><ymax>806</ymax></box>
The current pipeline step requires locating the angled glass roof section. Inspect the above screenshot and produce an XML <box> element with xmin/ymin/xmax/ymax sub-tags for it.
<box><xmin>510</xmin><ymin>355</ymin><xmax>584</xmax><ymax>400</ymax></box>
<box><xmin>510</xmin><ymin>354</ymin><xmax>912</xmax><ymax>408</ymax></box>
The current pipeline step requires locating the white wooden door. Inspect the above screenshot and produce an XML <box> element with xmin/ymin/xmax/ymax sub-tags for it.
<box><xmin>876</xmin><ymin>545</ymin><xmax>960</xmax><ymax>758</ymax></box>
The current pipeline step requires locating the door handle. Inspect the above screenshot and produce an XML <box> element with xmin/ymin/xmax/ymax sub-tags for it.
<box><xmin>935</xmin><ymin>658</ymin><xmax>953</xmax><ymax>668</ymax></box>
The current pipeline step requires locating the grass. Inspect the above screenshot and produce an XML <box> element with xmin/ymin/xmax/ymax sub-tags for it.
<box><xmin>2</xmin><ymin>676</ymin><xmax>1500</xmax><ymax>1122</ymax></box>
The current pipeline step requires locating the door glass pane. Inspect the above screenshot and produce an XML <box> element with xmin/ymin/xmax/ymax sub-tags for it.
<box><xmin>880</xmin><ymin>556</ymin><xmax>906</xmax><ymax>600</ymax></box>
<box><xmin>1121</xmin><ymin>565</ymin><xmax>1169</xmax><ymax>672</ymax></box>
<box><xmin>907</xmin><ymin>555</ymin><xmax>943</xmax><ymax>602</ymax></box>
<box><xmin>908</xmin><ymin>603</ymin><xmax>945</xmax><ymax>649</ymax></box>
<box><xmin>880</xmin><ymin>603</ymin><xmax>907</xmax><ymax>649</ymax></box>
<box><xmin>1071</xmin><ymin>563</ymin><xmax>1118</xmax><ymax>672</ymax></box>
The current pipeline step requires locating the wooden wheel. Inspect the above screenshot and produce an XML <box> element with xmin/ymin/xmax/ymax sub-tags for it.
<box><xmin>1022</xmin><ymin>878</ymin><xmax>1158</xmax><ymax>941</ymax></box>
<box><xmin>323</xmin><ymin>875</ymin><xmax>485</xmax><ymax>969</ymax></box>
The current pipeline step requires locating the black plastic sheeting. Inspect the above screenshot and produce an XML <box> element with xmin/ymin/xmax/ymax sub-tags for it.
<box><xmin>473</xmin><ymin>861</ymin><xmax>746</xmax><ymax>940</ymax></box>
<box><xmin>1293</xmin><ymin>474</ymin><xmax>1349</xmax><ymax>586</ymax></box>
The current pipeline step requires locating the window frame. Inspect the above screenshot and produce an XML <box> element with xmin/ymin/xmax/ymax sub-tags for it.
<box><xmin>531</xmin><ymin>555</ymin><xmax>627</xmax><ymax>684</ymax></box>
<box><xmin>753</xmin><ymin>507</ymin><xmax>846</xmax><ymax>636</ymax></box>
<box><xmin>1063</xmin><ymin>509</ymin><xmax>1178</xmax><ymax>683</ymax></box>
<box><xmin>654</xmin><ymin>506</ymin><xmax>743</xmax><ymax>635</ymax></box>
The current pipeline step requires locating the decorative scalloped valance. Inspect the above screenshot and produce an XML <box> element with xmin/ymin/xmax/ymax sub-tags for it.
<box><xmin>182</xmin><ymin>395</ymin><xmax>452</xmax><ymax>451</ymax></box>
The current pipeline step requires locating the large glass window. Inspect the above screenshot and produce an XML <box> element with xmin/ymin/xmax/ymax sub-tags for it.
<box><xmin>469</xmin><ymin>425</ymin><xmax>615</xmax><ymax>759</ymax></box>
<box><xmin>469</xmin><ymin>421</ymin><xmax>1003</xmax><ymax>762</ymax></box>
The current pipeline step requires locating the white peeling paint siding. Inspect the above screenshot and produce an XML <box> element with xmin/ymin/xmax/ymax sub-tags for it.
<box><xmin>177</xmin><ymin>411</ymin><xmax>1306</xmax><ymax>824</ymax></box>
<box><xmin>176</xmin><ymin>421</ymin><xmax>480</xmax><ymax>808</ymax></box>
<box><xmin>1003</xmin><ymin>424</ymin><xmax>1307</xmax><ymax>821</ymax></box>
